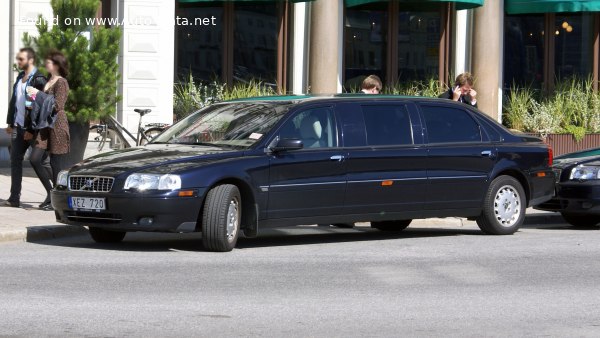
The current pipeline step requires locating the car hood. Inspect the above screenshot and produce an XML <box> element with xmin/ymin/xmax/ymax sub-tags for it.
<box><xmin>553</xmin><ymin>155</ymin><xmax>600</xmax><ymax>169</ymax></box>
<box><xmin>70</xmin><ymin>144</ymin><xmax>241</xmax><ymax>176</ymax></box>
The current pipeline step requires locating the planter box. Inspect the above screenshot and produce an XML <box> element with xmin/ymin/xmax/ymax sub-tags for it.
<box><xmin>524</xmin><ymin>133</ymin><xmax>600</xmax><ymax>157</ymax></box>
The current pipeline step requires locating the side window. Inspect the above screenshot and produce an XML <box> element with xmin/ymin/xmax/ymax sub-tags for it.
<box><xmin>362</xmin><ymin>105</ymin><xmax>413</xmax><ymax>146</ymax></box>
<box><xmin>421</xmin><ymin>105</ymin><xmax>482</xmax><ymax>143</ymax></box>
<box><xmin>278</xmin><ymin>107</ymin><xmax>337</xmax><ymax>148</ymax></box>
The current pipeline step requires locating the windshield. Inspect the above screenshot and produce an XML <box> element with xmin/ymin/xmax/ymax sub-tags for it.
<box><xmin>152</xmin><ymin>102</ymin><xmax>292</xmax><ymax>148</ymax></box>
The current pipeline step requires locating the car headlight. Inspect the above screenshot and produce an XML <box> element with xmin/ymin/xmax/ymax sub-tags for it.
<box><xmin>570</xmin><ymin>165</ymin><xmax>600</xmax><ymax>181</ymax></box>
<box><xmin>124</xmin><ymin>173</ymin><xmax>182</xmax><ymax>191</ymax></box>
<box><xmin>57</xmin><ymin>170</ymin><xmax>69</xmax><ymax>187</ymax></box>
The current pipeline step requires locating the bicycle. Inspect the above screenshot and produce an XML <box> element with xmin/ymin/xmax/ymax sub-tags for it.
<box><xmin>90</xmin><ymin>109</ymin><xmax>169</xmax><ymax>151</ymax></box>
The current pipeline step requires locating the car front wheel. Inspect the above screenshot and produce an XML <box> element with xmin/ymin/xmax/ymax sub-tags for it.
<box><xmin>477</xmin><ymin>175</ymin><xmax>526</xmax><ymax>235</ymax></box>
<box><xmin>371</xmin><ymin>220</ymin><xmax>412</xmax><ymax>231</ymax></box>
<box><xmin>88</xmin><ymin>227</ymin><xmax>126</xmax><ymax>243</ymax></box>
<box><xmin>202</xmin><ymin>184</ymin><xmax>241</xmax><ymax>252</ymax></box>
<box><xmin>561</xmin><ymin>213</ymin><xmax>600</xmax><ymax>228</ymax></box>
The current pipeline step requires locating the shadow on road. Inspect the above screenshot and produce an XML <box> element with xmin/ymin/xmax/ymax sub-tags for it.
<box><xmin>521</xmin><ymin>213</ymin><xmax>600</xmax><ymax>231</ymax></box>
<box><xmin>29</xmin><ymin>226</ymin><xmax>484</xmax><ymax>252</ymax></box>
<box><xmin>236</xmin><ymin>227</ymin><xmax>483</xmax><ymax>250</ymax></box>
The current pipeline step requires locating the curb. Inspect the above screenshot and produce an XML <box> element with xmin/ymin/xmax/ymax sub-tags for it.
<box><xmin>0</xmin><ymin>225</ymin><xmax>89</xmax><ymax>243</ymax></box>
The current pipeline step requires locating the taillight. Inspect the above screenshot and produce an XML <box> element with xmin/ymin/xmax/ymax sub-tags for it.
<box><xmin>547</xmin><ymin>144</ymin><xmax>553</xmax><ymax>167</ymax></box>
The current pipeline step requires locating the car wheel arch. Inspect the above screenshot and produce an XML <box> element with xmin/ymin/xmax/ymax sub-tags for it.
<box><xmin>196</xmin><ymin>177</ymin><xmax>258</xmax><ymax>236</ymax></box>
<box><xmin>489</xmin><ymin>168</ymin><xmax>531</xmax><ymax>205</ymax></box>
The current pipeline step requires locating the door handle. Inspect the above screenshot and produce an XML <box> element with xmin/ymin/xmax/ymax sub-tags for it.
<box><xmin>330</xmin><ymin>155</ymin><xmax>345</xmax><ymax>162</ymax></box>
<box><xmin>481</xmin><ymin>150</ymin><xmax>493</xmax><ymax>157</ymax></box>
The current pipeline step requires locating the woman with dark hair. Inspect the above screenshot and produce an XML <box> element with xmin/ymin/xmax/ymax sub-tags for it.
<box><xmin>26</xmin><ymin>50</ymin><xmax>70</xmax><ymax>210</ymax></box>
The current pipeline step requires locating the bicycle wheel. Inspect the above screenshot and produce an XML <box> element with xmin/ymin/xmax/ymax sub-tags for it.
<box><xmin>140</xmin><ymin>128</ymin><xmax>164</xmax><ymax>145</ymax></box>
<box><xmin>90</xmin><ymin>125</ymin><xmax>109</xmax><ymax>151</ymax></box>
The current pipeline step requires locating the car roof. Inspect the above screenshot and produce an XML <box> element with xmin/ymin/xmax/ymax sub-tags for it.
<box><xmin>226</xmin><ymin>93</ymin><xmax>433</xmax><ymax>104</ymax></box>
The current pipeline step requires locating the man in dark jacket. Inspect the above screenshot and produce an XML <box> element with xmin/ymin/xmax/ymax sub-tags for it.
<box><xmin>4</xmin><ymin>48</ymin><xmax>48</xmax><ymax>207</ymax></box>
<box><xmin>439</xmin><ymin>72</ymin><xmax>478</xmax><ymax>108</ymax></box>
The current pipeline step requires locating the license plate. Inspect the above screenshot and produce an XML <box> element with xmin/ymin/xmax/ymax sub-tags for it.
<box><xmin>69</xmin><ymin>197</ymin><xmax>106</xmax><ymax>211</ymax></box>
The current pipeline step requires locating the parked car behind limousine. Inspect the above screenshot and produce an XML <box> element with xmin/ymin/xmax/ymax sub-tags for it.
<box><xmin>535</xmin><ymin>147</ymin><xmax>600</xmax><ymax>227</ymax></box>
<box><xmin>51</xmin><ymin>95</ymin><xmax>555</xmax><ymax>251</ymax></box>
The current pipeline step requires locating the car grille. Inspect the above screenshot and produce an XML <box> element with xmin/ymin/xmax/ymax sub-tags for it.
<box><xmin>69</xmin><ymin>176</ymin><xmax>114</xmax><ymax>192</ymax></box>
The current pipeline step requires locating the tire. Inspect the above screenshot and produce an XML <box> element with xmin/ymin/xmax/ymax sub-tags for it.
<box><xmin>202</xmin><ymin>184</ymin><xmax>241</xmax><ymax>252</ymax></box>
<box><xmin>89</xmin><ymin>227</ymin><xmax>126</xmax><ymax>243</ymax></box>
<box><xmin>371</xmin><ymin>220</ymin><xmax>412</xmax><ymax>232</ymax></box>
<box><xmin>561</xmin><ymin>213</ymin><xmax>600</xmax><ymax>228</ymax></box>
<box><xmin>476</xmin><ymin>175</ymin><xmax>526</xmax><ymax>235</ymax></box>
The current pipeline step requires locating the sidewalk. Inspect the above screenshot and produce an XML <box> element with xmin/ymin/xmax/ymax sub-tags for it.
<box><xmin>0</xmin><ymin>167</ymin><xmax>88</xmax><ymax>242</ymax></box>
<box><xmin>0</xmin><ymin>136</ymin><xmax>116</xmax><ymax>242</ymax></box>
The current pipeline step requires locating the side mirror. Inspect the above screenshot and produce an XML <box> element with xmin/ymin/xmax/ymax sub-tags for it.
<box><xmin>269</xmin><ymin>138</ymin><xmax>303</xmax><ymax>153</ymax></box>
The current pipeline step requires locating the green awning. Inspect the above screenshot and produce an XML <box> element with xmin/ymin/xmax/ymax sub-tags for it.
<box><xmin>179</xmin><ymin>0</ymin><xmax>312</xmax><ymax>3</ymax></box>
<box><xmin>505</xmin><ymin>0</ymin><xmax>600</xmax><ymax>14</ymax></box>
<box><xmin>345</xmin><ymin>0</ymin><xmax>484</xmax><ymax>10</ymax></box>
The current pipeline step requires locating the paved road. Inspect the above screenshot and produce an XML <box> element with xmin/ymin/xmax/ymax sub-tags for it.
<box><xmin>1</xmin><ymin>220</ymin><xmax>600</xmax><ymax>337</ymax></box>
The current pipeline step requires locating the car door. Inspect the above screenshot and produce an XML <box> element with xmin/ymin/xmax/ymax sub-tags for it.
<box><xmin>420</xmin><ymin>103</ymin><xmax>497</xmax><ymax>210</ymax></box>
<box><xmin>339</xmin><ymin>102</ymin><xmax>428</xmax><ymax>215</ymax></box>
<box><xmin>266</xmin><ymin>106</ymin><xmax>346</xmax><ymax>219</ymax></box>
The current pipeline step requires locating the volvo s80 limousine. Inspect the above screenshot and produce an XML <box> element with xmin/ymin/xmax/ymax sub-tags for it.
<box><xmin>51</xmin><ymin>95</ymin><xmax>555</xmax><ymax>251</ymax></box>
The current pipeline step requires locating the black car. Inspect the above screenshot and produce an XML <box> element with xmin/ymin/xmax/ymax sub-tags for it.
<box><xmin>535</xmin><ymin>147</ymin><xmax>600</xmax><ymax>227</ymax></box>
<box><xmin>51</xmin><ymin>96</ymin><xmax>555</xmax><ymax>251</ymax></box>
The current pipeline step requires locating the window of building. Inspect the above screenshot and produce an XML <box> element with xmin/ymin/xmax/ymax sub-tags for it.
<box><xmin>344</xmin><ymin>10</ymin><xmax>388</xmax><ymax>91</ymax></box>
<box><xmin>421</xmin><ymin>106</ymin><xmax>481</xmax><ymax>143</ymax></box>
<box><xmin>175</xmin><ymin>4</ymin><xmax>224</xmax><ymax>82</ymax></box>
<box><xmin>362</xmin><ymin>105</ymin><xmax>412</xmax><ymax>146</ymax></box>
<box><xmin>554</xmin><ymin>13</ymin><xmax>595</xmax><ymax>80</ymax></box>
<box><xmin>397</xmin><ymin>10</ymin><xmax>441</xmax><ymax>82</ymax></box>
<box><xmin>234</xmin><ymin>5</ymin><xmax>278</xmax><ymax>88</ymax></box>
<box><xmin>504</xmin><ymin>12</ymin><xmax>600</xmax><ymax>93</ymax></box>
<box><xmin>343</xmin><ymin>3</ymin><xmax>451</xmax><ymax>92</ymax></box>
<box><xmin>175</xmin><ymin>2</ymin><xmax>290</xmax><ymax>93</ymax></box>
<box><xmin>504</xmin><ymin>15</ymin><xmax>545</xmax><ymax>90</ymax></box>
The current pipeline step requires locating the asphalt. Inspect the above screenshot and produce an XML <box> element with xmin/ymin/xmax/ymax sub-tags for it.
<box><xmin>0</xmin><ymin>218</ymin><xmax>598</xmax><ymax>336</ymax></box>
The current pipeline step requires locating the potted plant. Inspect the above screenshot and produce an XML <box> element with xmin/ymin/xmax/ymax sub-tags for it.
<box><xmin>23</xmin><ymin>0</ymin><xmax>121</xmax><ymax>166</ymax></box>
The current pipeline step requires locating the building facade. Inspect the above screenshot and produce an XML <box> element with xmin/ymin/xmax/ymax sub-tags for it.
<box><xmin>2</xmin><ymin>0</ymin><xmax>599</xmax><ymax>159</ymax></box>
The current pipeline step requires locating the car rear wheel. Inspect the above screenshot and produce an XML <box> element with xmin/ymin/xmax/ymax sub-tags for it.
<box><xmin>371</xmin><ymin>220</ymin><xmax>412</xmax><ymax>231</ymax></box>
<box><xmin>477</xmin><ymin>175</ymin><xmax>526</xmax><ymax>235</ymax></box>
<box><xmin>88</xmin><ymin>227</ymin><xmax>126</xmax><ymax>243</ymax></box>
<box><xmin>561</xmin><ymin>213</ymin><xmax>600</xmax><ymax>227</ymax></box>
<box><xmin>202</xmin><ymin>184</ymin><xmax>241</xmax><ymax>252</ymax></box>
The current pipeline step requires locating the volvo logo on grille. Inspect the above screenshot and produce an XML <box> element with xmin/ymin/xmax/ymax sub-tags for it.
<box><xmin>81</xmin><ymin>178</ymin><xmax>98</xmax><ymax>191</ymax></box>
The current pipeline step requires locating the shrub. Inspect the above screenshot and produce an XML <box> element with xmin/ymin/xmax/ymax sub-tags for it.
<box><xmin>384</xmin><ymin>77</ymin><xmax>445</xmax><ymax>97</ymax></box>
<box><xmin>503</xmin><ymin>76</ymin><xmax>600</xmax><ymax>139</ymax></box>
<box><xmin>173</xmin><ymin>74</ymin><xmax>276</xmax><ymax>120</ymax></box>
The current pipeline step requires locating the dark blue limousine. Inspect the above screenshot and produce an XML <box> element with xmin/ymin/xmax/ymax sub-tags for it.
<box><xmin>52</xmin><ymin>95</ymin><xmax>555</xmax><ymax>251</ymax></box>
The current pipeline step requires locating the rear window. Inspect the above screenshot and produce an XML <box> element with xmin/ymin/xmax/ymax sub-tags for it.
<box><xmin>421</xmin><ymin>105</ymin><xmax>482</xmax><ymax>144</ymax></box>
<box><xmin>362</xmin><ymin>105</ymin><xmax>413</xmax><ymax>146</ymax></box>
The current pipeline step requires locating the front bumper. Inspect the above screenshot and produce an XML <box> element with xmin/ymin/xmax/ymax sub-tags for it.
<box><xmin>51</xmin><ymin>188</ymin><xmax>207</xmax><ymax>232</ymax></box>
<box><xmin>535</xmin><ymin>181</ymin><xmax>600</xmax><ymax>215</ymax></box>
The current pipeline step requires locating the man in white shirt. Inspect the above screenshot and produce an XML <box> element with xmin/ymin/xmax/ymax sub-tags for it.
<box><xmin>4</xmin><ymin>48</ymin><xmax>48</xmax><ymax>208</ymax></box>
